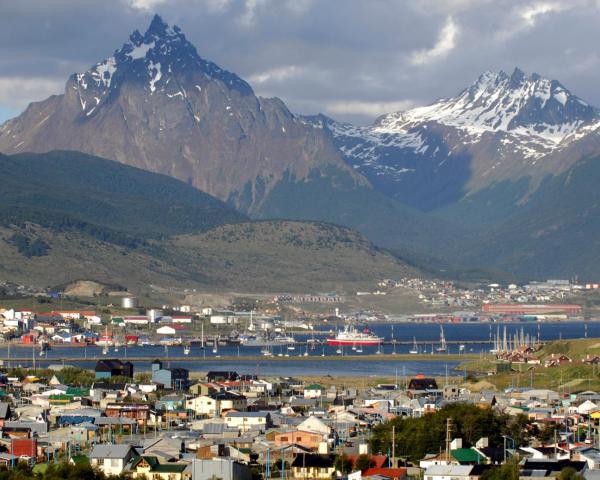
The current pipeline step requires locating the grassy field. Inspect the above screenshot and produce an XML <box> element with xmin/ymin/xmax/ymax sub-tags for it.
<box><xmin>460</xmin><ymin>337</ymin><xmax>600</xmax><ymax>391</ymax></box>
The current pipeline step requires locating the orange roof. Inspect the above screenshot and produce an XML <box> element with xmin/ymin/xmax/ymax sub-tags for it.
<box><xmin>363</xmin><ymin>467</ymin><xmax>407</xmax><ymax>479</ymax></box>
<box><xmin>348</xmin><ymin>455</ymin><xmax>389</xmax><ymax>469</ymax></box>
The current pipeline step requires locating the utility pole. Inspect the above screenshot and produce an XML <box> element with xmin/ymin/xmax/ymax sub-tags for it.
<box><xmin>445</xmin><ymin>418</ymin><xmax>453</xmax><ymax>462</ymax></box>
<box><xmin>391</xmin><ymin>425</ymin><xmax>395</xmax><ymax>469</ymax></box>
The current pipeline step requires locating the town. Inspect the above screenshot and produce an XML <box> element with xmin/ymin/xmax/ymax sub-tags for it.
<box><xmin>0</xmin><ymin>288</ymin><xmax>598</xmax><ymax>479</ymax></box>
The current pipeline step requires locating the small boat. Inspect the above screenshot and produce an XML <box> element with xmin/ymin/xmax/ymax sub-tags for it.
<box><xmin>102</xmin><ymin>346</ymin><xmax>108</xmax><ymax>355</ymax></box>
<box><xmin>356</xmin><ymin>345</ymin><xmax>363</xmax><ymax>353</ymax></box>
<box><xmin>435</xmin><ymin>325</ymin><xmax>448</xmax><ymax>353</ymax></box>
<box><xmin>375</xmin><ymin>343</ymin><xmax>383</xmax><ymax>355</ymax></box>
<box><xmin>409</xmin><ymin>337</ymin><xmax>419</xmax><ymax>355</ymax></box>
<box><xmin>183</xmin><ymin>345</ymin><xmax>191</xmax><ymax>355</ymax></box>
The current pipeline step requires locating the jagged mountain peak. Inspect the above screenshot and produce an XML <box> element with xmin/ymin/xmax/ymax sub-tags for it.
<box><xmin>376</xmin><ymin>68</ymin><xmax>598</xmax><ymax>144</ymax></box>
<box><xmin>70</xmin><ymin>14</ymin><xmax>252</xmax><ymax>116</ymax></box>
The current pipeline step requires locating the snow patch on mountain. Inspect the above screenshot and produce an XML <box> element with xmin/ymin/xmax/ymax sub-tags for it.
<box><xmin>327</xmin><ymin>68</ymin><xmax>600</xmax><ymax>185</ymax></box>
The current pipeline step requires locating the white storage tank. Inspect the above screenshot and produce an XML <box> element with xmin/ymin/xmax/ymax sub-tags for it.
<box><xmin>122</xmin><ymin>296</ymin><xmax>138</xmax><ymax>309</ymax></box>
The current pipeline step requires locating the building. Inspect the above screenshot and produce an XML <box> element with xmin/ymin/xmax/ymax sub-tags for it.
<box><xmin>223</xmin><ymin>411</ymin><xmax>271</xmax><ymax>432</ymax></box>
<box><xmin>89</xmin><ymin>444</ymin><xmax>136</xmax><ymax>476</ymax></box>
<box><xmin>304</xmin><ymin>384</ymin><xmax>323</xmax><ymax>399</ymax></box>
<box><xmin>290</xmin><ymin>454</ymin><xmax>336</xmax><ymax>479</ymax></box>
<box><xmin>482</xmin><ymin>304</ymin><xmax>582</xmax><ymax>315</ymax></box>
<box><xmin>151</xmin><ymin>360</ymin><xmax>190</xmax><ymax>390</ymax></box>
<box><xmin>94</xmin><ymin>359</ymin><xmax>134</xmax><ymax>379</ymax></box>
<box><xmin>272</xmin><ymin>429</ymin><xmax>325</xmax><ymax>450</ymax></box>
<box><xmin>130</xmin><ymin>456</ymin><xmax>187</xmax><ymax>480</ymax></box>
<box><xmin>189</xmin><ymin>458</ymin><xmax>252</xmax><ymax>480</ymax></box>
<box><xmin>105</xmin><ymin>403</ymin><xmax>150</xmax><ymax>426</ymax></box>
<box><xmin>187</xmin><ymin>391</ymin><xmax>247</xmax><ymax>417</ymax></box>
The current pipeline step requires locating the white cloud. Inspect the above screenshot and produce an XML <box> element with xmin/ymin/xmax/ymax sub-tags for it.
<box><xmin>0</xmin><ymin>76</ymin><xmax>64</xmax><ymax>112</ymax></box>
<box><xmin>238</xmin><ymin>0</ymin><xmax>269</xmax><ymax>26</ymax></box>
<box><xmin>324</xmin><ymin>99</ymin><xmax>417</xmax><ymax>117</ymax></box>
<box><xmin>496</xmin><ymin>1</ymin><xmax>571</xmax><ymax>40</ymax></box>
<box><xmin>410</xmin><ymin>16</ymin><xmax>458</xmax><ymax>66</ymax></box>
<box><xmin>248</xmin><ymin>65</ymin><xmax>304</xmax><ymax>84</ymax></box>
<box><xmin>126</xmin><ymin>0</ymin><xmax>168</xmax><ymax>11</ymax></box>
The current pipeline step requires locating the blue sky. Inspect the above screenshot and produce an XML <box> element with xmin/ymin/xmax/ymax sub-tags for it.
<box><xmin>2</xmin><ymin>0</ymin><xmax>600</xmax><ymax>125</ymax></box>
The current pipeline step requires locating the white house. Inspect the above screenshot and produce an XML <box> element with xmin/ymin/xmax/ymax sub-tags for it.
<box><xmin>89</xmin><ymin>444</ymin><xmax>136</xmax><ymax>476</ymax></box>
<box><xmin>297</xmin><ymin>416</ymin><xmax>331</xmax><ymax>436</ymax></box>
<box><xmin>224</xmin><ymin>412</ymin><xmax>270</xmax><ymax>432</ymax></box>
<box><xmin>424</xmin><ymin>464</ymin><xmax>474</xmax><ymax>480</ymax></box>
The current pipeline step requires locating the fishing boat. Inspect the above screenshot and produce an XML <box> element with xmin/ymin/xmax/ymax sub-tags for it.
<box><xmin>327</xmin><ymin>325</ymin><xmax>383</xmax><ymax>346</ymax></box>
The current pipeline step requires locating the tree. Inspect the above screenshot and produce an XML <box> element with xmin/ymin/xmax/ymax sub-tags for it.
<box><xmin>370</xmin><ymin>404</ymin><xmax>508</xmax><ymax>462</ymax></box>
<box><xmin>354</xmin><ymin>454</ymin><xmax>375</xmax><ymax>472</ymax></box>
<box><xmin>558</xmin><ymin>467</ymin><xmax>585</xmax><ymax>480</ymax></box>
<box><xmin>480</xmin><ymin>458</ymin><xmax>519</xmax><ymax>480</ymax></box>
<box><xmin>334</xmin><ymin>454</ymin><xmax>352</xmax><ymax>474</ymax></box>
<box><xmin>537</xmin><ymin>422</ymin><xmax>560</xmax><ymax>445</ymax></box>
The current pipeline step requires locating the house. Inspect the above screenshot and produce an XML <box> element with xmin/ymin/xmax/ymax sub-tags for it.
<box><xmin>155</xmin><ymin>394</ymin><xmax>186</xmax><ymax>411</ymax></box>
<box><xmin>291</xmin><ymin>454</ymin><xmax>336</xmax><ymax>479</ymax></box>
<box><xmin>272</xmin><ymin>429</ymin><xmax>326</xmax><ymax>450</ymax></box>
<box><xmin>130</xmin><ymin>456</ymin><xmax>187</xmax><ymax>480</ymax></box>
<box><xmin>297</xmin><ymin>416</ymin><xmax>332</xmax><ymax>436</ymax></box>
<box><xmin>424</xmin><ymin>464</ymin><xmax>475</xmax><ymax>480</ymax></box>
<box><xmin>188</xmin><ymin>458</ymin><xmax>252</xmax><ymax>480</ymax></box>
<box><xmin>151</xmin><ymin>360</ymin><xmax>190</xmax><ymax>390</ymax></box>
<box><xmin>224</xmin><ymin>411</ymin><xmax>271</xmax><ymax>432</ymax></box>
<box><xmin>520</xmin><ymin>459</ymin><xmax>587</xmax><ymax>478</ymax></box>
<box><xmin>572</xmin><ymin>446</ymin><xmax>600</xmax><ymax>469</ymax></box>
<box><xmin>206</xmin><ymin>371</ymin><xmax>239</xmax><ymax>382</ymax></box>
<box><xmin>94</xmin><ymin>359</ymin><xmax>133</xmax><ymax>379</ymax></box>
<box><xmin>186</xmin><ymin>391</ymin><xmax>247</xmax><ymax>417</ymax></box>
<box><xmin>362</xmin><ymin>467</ymin><xmax>408</xmax><ymax>479</ymax></box>
<box><xmin>304</xmin><ymin>384</ymin><xmax>323</xmax><ymax>399</ymax></box>
<box><xmin>89</xmin><ymin>444</ymin><xmax>136</xmax><ymax>476</ymax></box>
<box><xmin>0</xmin><ymin>403</ymin><xmax>12</xmax><ymax>427</ymax></box>
<box><xmin>105</xmin><ymin>403</ymin><xmax>150</xmax><ymax>426</ymax></box>
<box><xmin>408</xmin><ymin>376</ymin><xmax>438</xmax><ymax>391</ymax></box>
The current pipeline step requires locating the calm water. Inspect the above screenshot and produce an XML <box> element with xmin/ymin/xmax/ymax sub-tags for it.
<box><xmin>0</xmin><ymin>321</ymin><xmax>592</xmax><ymax>377</ymax></box>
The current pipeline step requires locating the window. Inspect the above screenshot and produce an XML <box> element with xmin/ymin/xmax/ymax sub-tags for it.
<box><xmin>111</xmin><ymin>459</ymin><xmax>120</xmax><ymax>467</ymax></box>
<box><xmin>96</xmin><ymin>459</ymin><xmax>104</xmax><ymax>466</ymax></box>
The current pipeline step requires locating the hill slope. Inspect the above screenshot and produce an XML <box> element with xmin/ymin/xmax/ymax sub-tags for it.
<box><xmin>0</xmin><ymin>150</ymin><xmax>245</xmax><ymax>238</ymax></box>
<box><xmin>0</xmin><ymin>151</ymin><xmax>416</xmax><ymax>291</ymax></box>
<box><xmin>0</xmin><ymin>221</ymin><xmax>416</xmax><ymax>292</ymax></box>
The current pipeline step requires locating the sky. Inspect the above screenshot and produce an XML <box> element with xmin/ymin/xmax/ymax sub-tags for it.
<box><xmin>2</xmin><ymin>0</ymin><xmax>600</xmax><ymax>125</ymax></box>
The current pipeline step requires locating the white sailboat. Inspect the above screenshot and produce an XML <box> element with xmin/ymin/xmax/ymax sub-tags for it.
<box><xmin>409</xmin><ymin>337</ymin><xmax>419</xmax><ymax>354</ymax></box>
<box><xmin>435</xmin><ymin>325</ymin><xmax>447</xmax><ymax>353</ymax></box>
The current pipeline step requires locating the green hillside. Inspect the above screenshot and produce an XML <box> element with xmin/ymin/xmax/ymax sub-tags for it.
<box><xmin>0</xmin><ymin>150</ymin><xmax>245</xmax><ymax>238</ymax></box>
<box><xmin>0</xmin><ymin>151</ymin><xmax>416</xmax><ymax>292</ymax></box>
<box><xmin>451</xmin><ymin>155</ymin><xmax>600</xmax><ymax>279</ymax></box>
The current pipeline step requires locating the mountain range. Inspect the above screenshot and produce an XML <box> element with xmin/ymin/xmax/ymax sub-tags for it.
<box><xmin>1</xmin><ymin>15</ymin><xmax>600</xmax><ymax>282</ymax></box>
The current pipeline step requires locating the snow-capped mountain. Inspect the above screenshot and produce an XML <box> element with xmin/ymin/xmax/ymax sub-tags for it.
<box><xmin>325</xmin><ymin>68</ymin><xmax>600</xmax><ymax>210</ymax></box>
<box><xmin>0</xmin><ymin>15</ymin><xmax>362</xmax><ymax>213</ymax></box>
<box><xmin>73</xmin><ymin>14</ymin><xmax>253</xmax><ymax>119</ymax></box>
